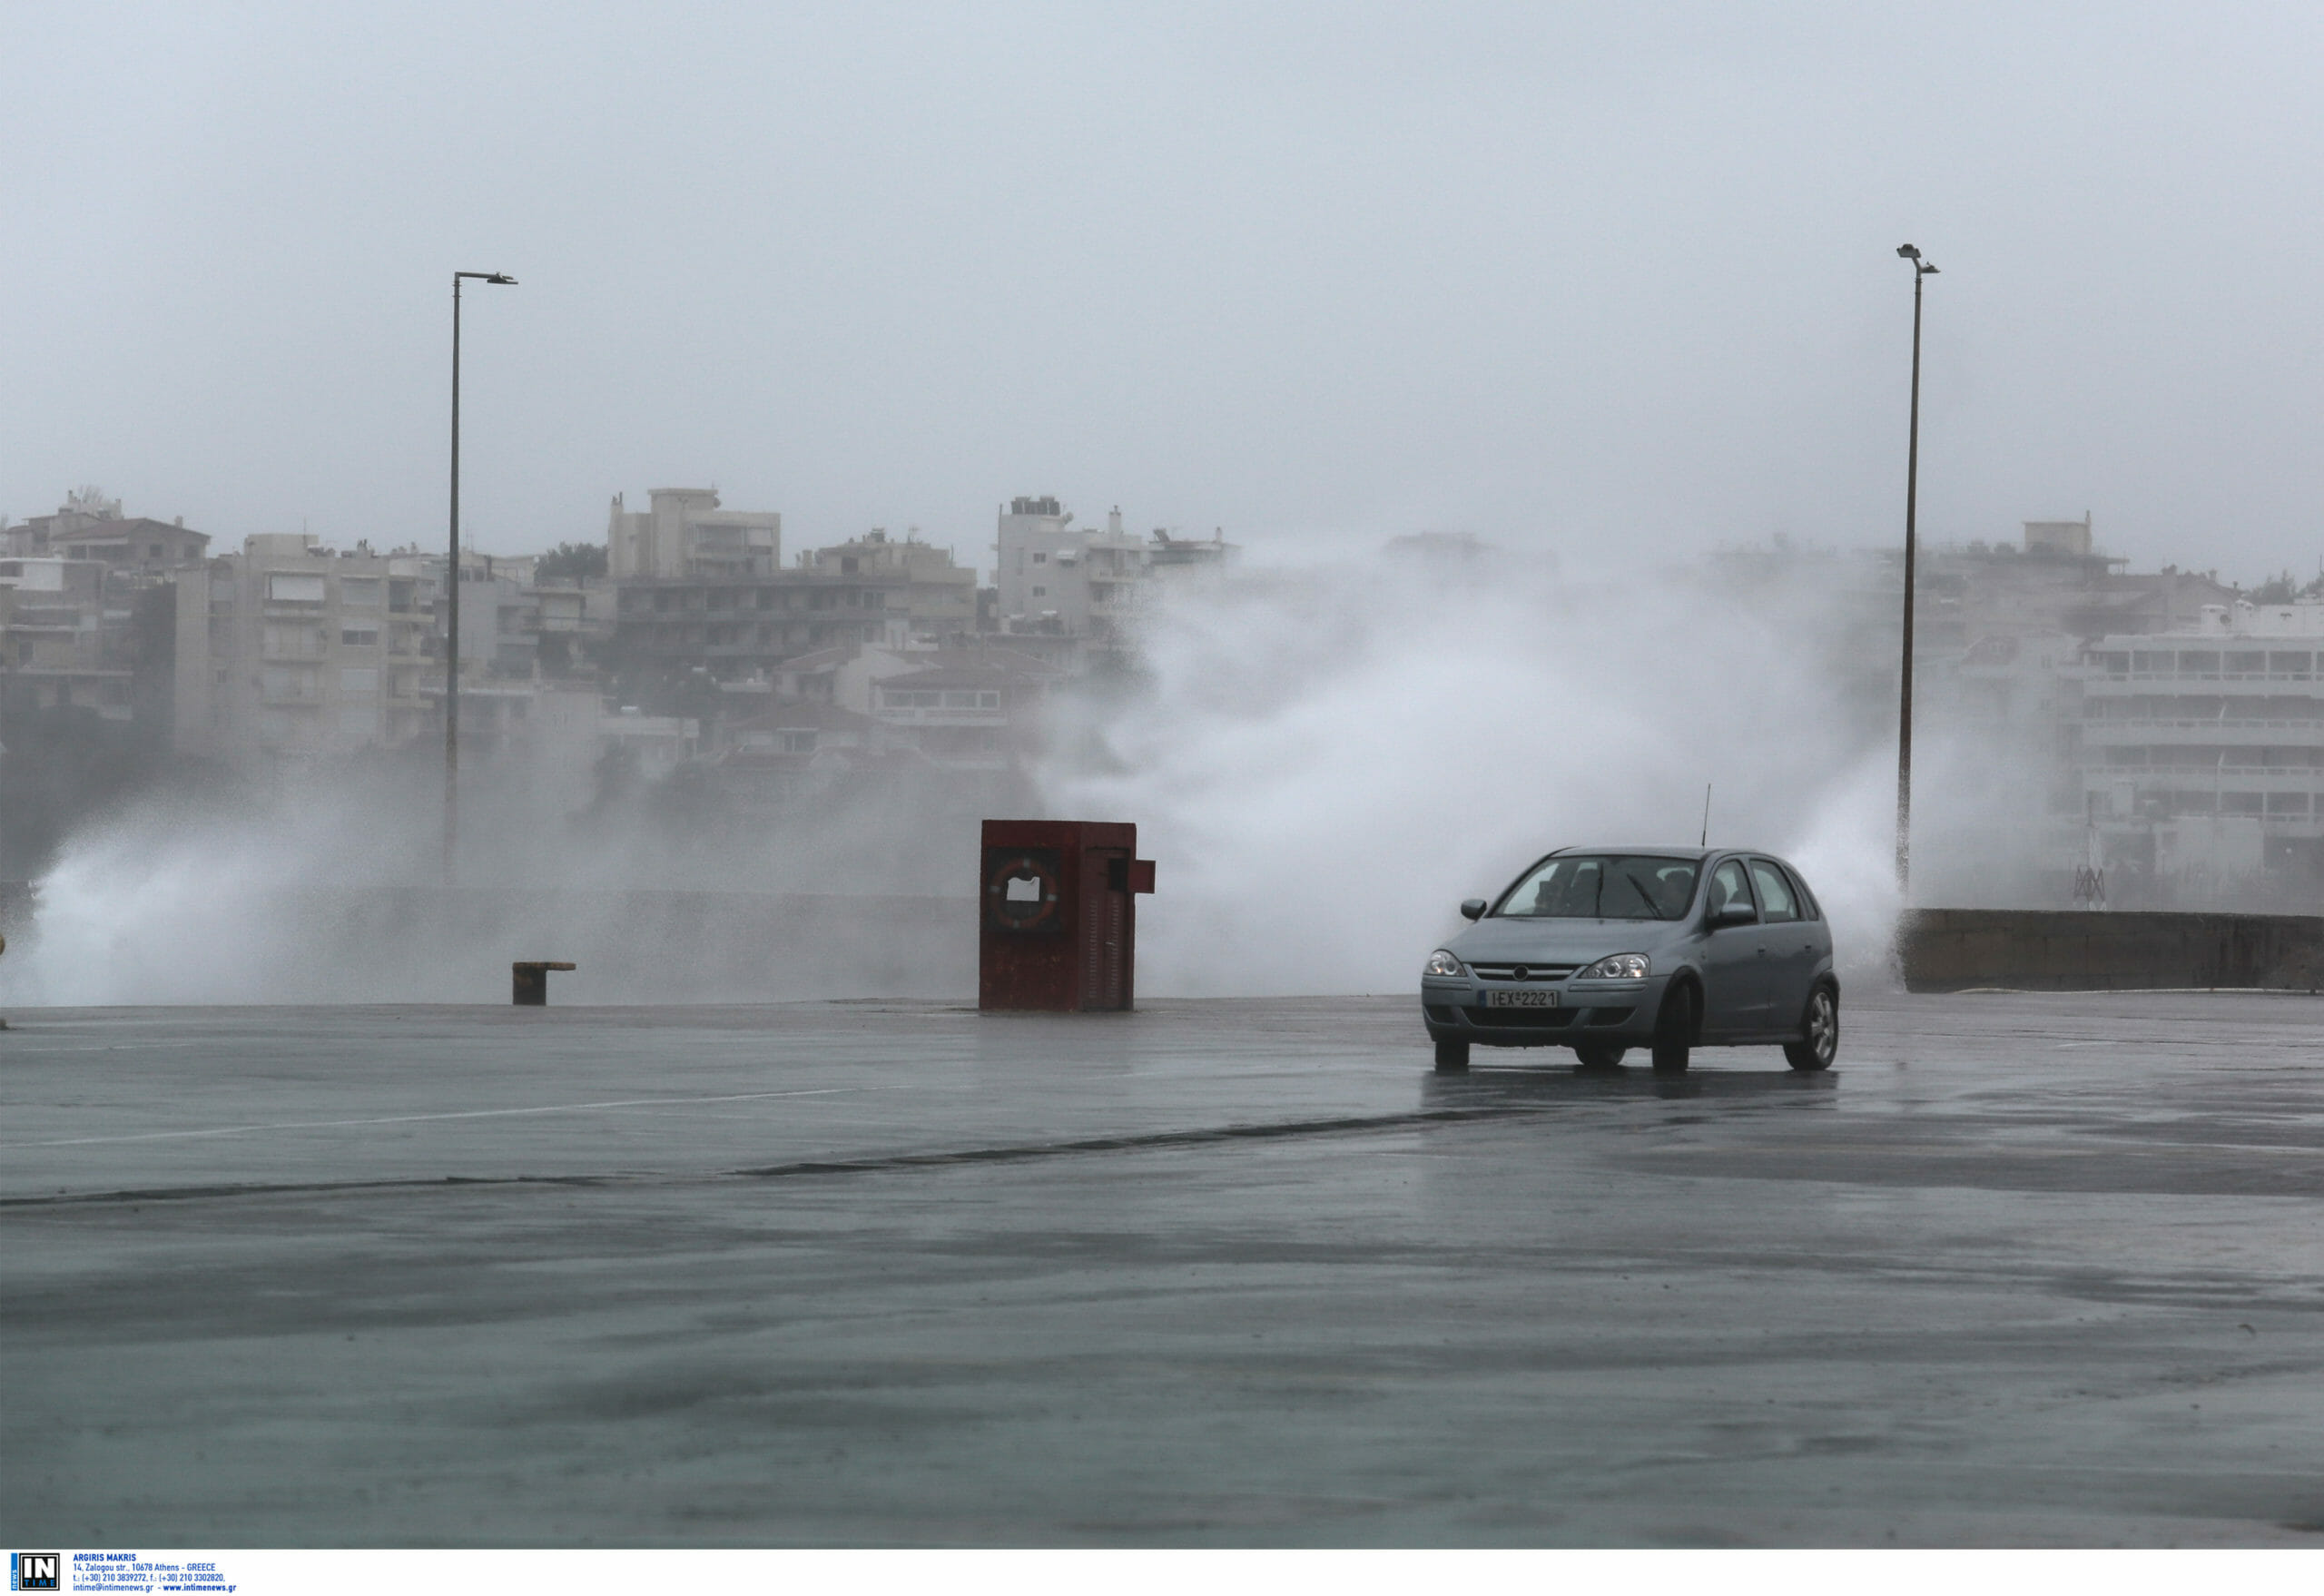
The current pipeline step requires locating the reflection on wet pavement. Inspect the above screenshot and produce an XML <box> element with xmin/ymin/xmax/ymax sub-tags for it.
<box><xmin>9</xmin><ymin>990</ymin><xmax>2324</xmax><ymax>1546</ymax></box>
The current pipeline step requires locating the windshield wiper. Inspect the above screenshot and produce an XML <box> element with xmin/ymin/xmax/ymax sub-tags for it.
<box><xmin>1621</xmin><ymin>870</ymin><xmax>1665</xmax><ymax>919</ymax></box>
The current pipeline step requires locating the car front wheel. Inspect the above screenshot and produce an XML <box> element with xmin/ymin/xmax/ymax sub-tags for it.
<box><xmin>1433</xmin><ymin>1037</ymin><xmax>1470</xmax><ymax>1073</ymax></box>
<box><xmin>1650</xmin><ymin>981</ymin><xmax>1694</xmax><ymax>1073</ymax></box>
<box><xmin>1784</xmin><ymin>985</ymin><xmax>1838</xmax><ymax>1071</ymax></box>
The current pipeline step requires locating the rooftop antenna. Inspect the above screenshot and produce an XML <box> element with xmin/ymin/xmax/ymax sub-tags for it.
<box><xmin>1699</xmin><ymin>783</ymin><xmax>1712</xmax><ymax>848</ymax></box>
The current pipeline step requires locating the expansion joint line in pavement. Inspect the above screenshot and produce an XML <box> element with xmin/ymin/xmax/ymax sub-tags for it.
<box><xmin>0</xmin><ymin>1104</ymin><xmax>1543</xmax><ymax>1211</ymax></box>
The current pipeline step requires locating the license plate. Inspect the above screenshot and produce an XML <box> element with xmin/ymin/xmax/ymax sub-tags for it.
<box><xmin>1484</xmin><ymin>990</ymin><xmax>1559</xmax><ymax>1008</ymax></box>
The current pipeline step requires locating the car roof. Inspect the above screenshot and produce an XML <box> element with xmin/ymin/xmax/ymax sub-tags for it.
<box><xmin>1544</xmin><ymin>845</ymin><xmax>1788</xmax><ymax>863</ymax></box>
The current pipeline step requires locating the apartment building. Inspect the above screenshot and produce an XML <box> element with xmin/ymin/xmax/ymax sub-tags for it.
<box><xmin>1915</xmin><ymin>518</ymin><xmax>2238</xmax><ymax>656</ymax></box>
<box><xmin>448</xmin><ymin>548</ymin><xmax>542</xmax><ymax>680</ymax></box>
<box><xmin>606</xmin><ymin>488</ymin><xmax>781</xmax><ymax>580</ymax></box>
<box><xmin>705</xmin><ymin>640</ymin><xmax>1054</xmax><ymax>803</ymax></box>
<box><xmin>1147</xmin><ymin>527</ymin><xmax>1236</xmax><ymax>583</ymax></box>
<box><xmin>528</xmin><ymin>576</ymin><xmax>617</xmax><ymax>677</ymax></box>
<box><xmin>2</xmin><ymin>486</ymin><xmax>206</xmax><ymax>563</ymax></box>
<box><xmin>799</xmin><ymin>529</ymin><xmax>978</xmax><ymax>638</ymax></box>
<box><xmin>44</xmin><ymin>517</ymin><xmax>211</xmax><ymax>573</ymax></box>
<box><xmin>2078</xmin><ymin>599</ymin><xmax>2324</xmax><ymax>901</ymax></box>
<box><xmin>612</xmin><ymin>569</ymin><xmax>911</xmax><ymax>685</ymax></box>
<box><xmin>709</xmin><ymin>700</ymin><xmax>883</xmax><ymax>809</ymax></box>
<box><xmin>0</xmin><ymin>556</ymin><xmax>130</xmax><ymax>719</ymax></box>
<box><xmin>174</xmin><ymin>534</ymin><xmax>441</xmax><ymax>761</ymax></box>
<box><xmin>991</xmin><ymin>497</ymin><xmax>1237</xmax><ymax>655</ymax></box>
<box><xmin>869</xmin><ymin>650</ymin><xmax>1055</xmax><ymax>769</ymax></box>
<box><xmin>993</xmin><ymin>498</ymin><xmax>1150</xmax><ymax>642</ymax></box>
<box><xmin>0</xmin><ymin>490</ymin><xmax>212</xmax><ymax>727</ymax></box>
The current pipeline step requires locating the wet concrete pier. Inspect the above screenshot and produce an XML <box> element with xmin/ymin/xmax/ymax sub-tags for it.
<box><xmin>7</xmin><ymin>992</ymin><xmax>2324</xmax><ymax>1545</ymax></box>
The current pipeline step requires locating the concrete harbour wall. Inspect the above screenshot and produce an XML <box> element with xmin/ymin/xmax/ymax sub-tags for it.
<box><xmin>1899</xmin><ymin>907</ymin><xmax>2324</xmax><ymax>992</ymax></box>
<box><xmin>0</xmin><ymin>884</ymin><xmax>977</xmax><ymax>1004</ymax></box>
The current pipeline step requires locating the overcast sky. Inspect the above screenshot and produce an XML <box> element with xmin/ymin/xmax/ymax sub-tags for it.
<box><xmin>6</xmin><ymin>2</ymin><xmax>2323</xmax><ymax>579</ymax></box>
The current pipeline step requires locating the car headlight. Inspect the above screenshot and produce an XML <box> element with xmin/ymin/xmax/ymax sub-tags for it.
<box><xmin>1423</xmin><ymin>949</ymin><xmax>1467</xmax><ymax>979</ymax></box>
<box><xmin>1578</xmin><ymin>953</ymin><xmax>1650</xmax><ymax>980</ymax></box>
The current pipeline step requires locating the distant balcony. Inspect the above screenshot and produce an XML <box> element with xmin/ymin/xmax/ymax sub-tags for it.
<box><xmin>2084</xmin><ymin>675</ymin><xmax>2319</xmax><ymax>692</ymax></box>
<box><xmin>877</xmin><ymin>706</ymin><xmax>1008</xmax><ymax>726</ymax></box>
<box><xmin>2082</xmin><ymin>720</ymin><xmax>2324</xmax><ymax>741</ymax></box>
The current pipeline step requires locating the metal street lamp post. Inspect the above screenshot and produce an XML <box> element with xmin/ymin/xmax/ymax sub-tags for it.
<box><xmin>447</xmin><ymin>270</ymin><xmax>517</xmax><ymax>882</ymax></box>
<box><xmin>1895</xmin><ymin>242</ymin><xmax>1938</xmax><ymax>895</ymax></box>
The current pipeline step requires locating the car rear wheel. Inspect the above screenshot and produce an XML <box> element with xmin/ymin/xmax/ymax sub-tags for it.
<box><xmin>1784</xmin><ymin>984</ymin><xmax>1838</xmax><ymax>1071</ymax></box>
<box><xmin>1433</xmin><ymin>1038</ymin><xmax>1470</xmax><ymax>1073</ymax></box>
<box><xmin>1650</xmin><ymin>981</ymin><xmax>1694</xmax><ymax>1073</ymax></box>
<box><xmin>1573</xmin><ymin>1042</ymin><xmax>1627</xmax><ymax>1069</ymax></box>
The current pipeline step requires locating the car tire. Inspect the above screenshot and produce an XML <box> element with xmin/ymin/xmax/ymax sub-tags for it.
<box><xmin>1650</xmin><ymin>980</ymin><xmax>1694</xmax><ymax>1073</ymax></box>
<box><xmin>1784</xmin><ymin>983</ymin><xmax>1838</xmax><ymax>1072</ymax></box>
<box><xmin>1433</xmin><ymin>1038</ymin><xmax>1470</xmax><ymax>1073</ymax></box>
<box><xmin>1573</xmin><ymin>1043</ymin><xmax>1627</xmax><ymax>1069</ymax></box>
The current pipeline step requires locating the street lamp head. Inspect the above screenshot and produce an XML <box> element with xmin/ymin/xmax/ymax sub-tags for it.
<box><xmin>455</xmin><ymin>270</ymin><xmax>519</xmax><ymax>285</ymax></box>
<box><xmin>1896</xmin><ymin>243</ymin><xmax>1920</xmax><ymax>260</ymax></box>
<box><xmin>485</xmin><ymin>273</ymin><xmax>517</xmax><ymax>285</ymax></box>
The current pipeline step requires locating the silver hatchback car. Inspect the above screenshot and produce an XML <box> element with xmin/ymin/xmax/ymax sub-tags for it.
<box><xmin>1421</xmin><ymin>846</ymin><xmax>1837</xmax><ymax>1074</ymax></box>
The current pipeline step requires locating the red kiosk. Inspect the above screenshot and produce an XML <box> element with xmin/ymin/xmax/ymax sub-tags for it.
<box><xmin>980</xmin><ymin>820</ymin><xmax>1156</xmax><ymax>1011</ymax></box>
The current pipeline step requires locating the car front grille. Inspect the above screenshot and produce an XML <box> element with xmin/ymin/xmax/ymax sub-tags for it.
<box><xmin>1469</xmin><ymin>962</ymin><xmax>1580</xmax><ymax>982</ymax></box>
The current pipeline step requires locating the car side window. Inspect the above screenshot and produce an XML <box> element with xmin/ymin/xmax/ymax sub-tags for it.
<box><xmin>1749</xmin><ymin>860</ymin><xmax>1799</xmax><ymax>922</ymax></box>
<box><xmin>1708</xmin><ymin>858</ymin><xmax>1756</xmax><ymax>921</ymax></box>
<box><xmin>1783</xmin><ymin>865</ymin><xmax>1820</xmax><ymax>921</ymax></box>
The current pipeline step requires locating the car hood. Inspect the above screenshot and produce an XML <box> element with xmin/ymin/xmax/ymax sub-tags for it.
<box><xmin>1448</xmin><ymin>917</ymin><xmax>1689</xmax><ymax>964</ymax></box>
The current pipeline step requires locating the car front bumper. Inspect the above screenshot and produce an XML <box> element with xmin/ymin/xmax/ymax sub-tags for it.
<box><xmin>1420</xmin><ymin>973</ymin><xmax>1670</xmax><ymax>1048</ymax></box>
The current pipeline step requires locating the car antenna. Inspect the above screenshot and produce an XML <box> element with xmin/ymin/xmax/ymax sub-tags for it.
<box><xmin>1699</xmin><ymin>783</ymin><xmax>1711</xmax><ymax>848</ymax></box>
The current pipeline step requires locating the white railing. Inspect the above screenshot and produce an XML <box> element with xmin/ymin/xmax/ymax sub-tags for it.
<box><xmin>2084</xmin><ymin>767</ymin><xmax>2323</xmax><ymax>781</ymax></box>
<box><xmin>2089</xmin><ymin>672</ymin><xmax>2316</xmax><ymax>685</ymax></box>
<box><xmin>2083</xmin><ymin>718</ymin><xmax>2324</xmax><ymax>731</ymax></box>
<box><xmin>876</xmin><ymin>707</ymin><xmax>1007</xmax><ymax>724</ymax></box>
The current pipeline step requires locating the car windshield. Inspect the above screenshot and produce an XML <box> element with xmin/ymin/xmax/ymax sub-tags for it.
<box><xmin>1492</xmin><ymin>854</ymin><xmax>1699</xmax><ymax>921</ymax></box>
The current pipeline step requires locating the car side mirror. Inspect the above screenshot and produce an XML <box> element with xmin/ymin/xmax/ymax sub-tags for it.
<box><xmin>1708</xmin><ymin>901</ymin><xmax>1757</xmax><ymax>929</ymax></box>
<box><xmin>1460</xmin><ymin>899</ymin><xmax>1488</xmax><ymax>921</ymax></box>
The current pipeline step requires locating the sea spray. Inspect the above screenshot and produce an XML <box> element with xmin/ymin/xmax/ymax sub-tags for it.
<box><xmin>1041</xmin><ymin>547</ymin><xmax>1907</xmax><ymax>995</ymax></box>
<box><xmin>5</xmin><ymin>544</ymin><xmax>1957</xmax><ymax>1005</ymax></box>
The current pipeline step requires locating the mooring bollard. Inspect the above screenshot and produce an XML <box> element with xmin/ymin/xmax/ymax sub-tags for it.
<box><xmin>512</xmin><ymin>961</ymin><xmax>576</xmax><ymax>1006</ymax></box>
